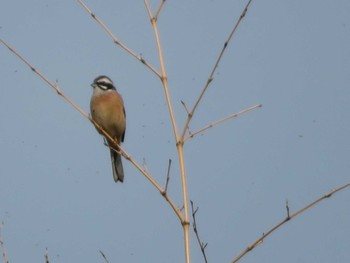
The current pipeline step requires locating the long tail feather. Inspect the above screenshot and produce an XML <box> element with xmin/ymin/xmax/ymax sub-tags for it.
<box><xmin>110</xmin><ymin>150</ymin><xmax>124</xmax><ymax>183</ymax></box>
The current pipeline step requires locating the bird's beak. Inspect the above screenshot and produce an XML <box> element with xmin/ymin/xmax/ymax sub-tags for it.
<box><xmin>90</xmin><ymin>83</ymin><xmax>95</xmax><ymax>88</ymax></box>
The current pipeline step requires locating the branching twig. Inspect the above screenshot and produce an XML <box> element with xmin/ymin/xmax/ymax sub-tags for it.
<box><xmin>0</xmin><ymin>223</ymin><xmax>9</xmax><ymax>263</ymax></box>
<box><xmin>181</xmin><ymin>0</ymin><xmax>254</xmax><ymax>141</ymax></box>
<box><xmin>190</xmin><ymin>201</ymin><xmax>208</xmax><ymax>263</ymax></box>
<box><xmin>77</xmin><ymin>0</ymin><xmax>161</xmax><ymax>78</ymax></box>
<box><xmin>184</xmin><ymin>104</ymin><xmax>262</xmax><ymax>142</ymax></box>
<box><xmin>0</xmin><ymin>39</ymin><xmax>184</xmax><ymax>224</ymax></box>
<box><xmin>99</xmin><ymin>250</ymin><xmax>110</xmax><ymax>263</ymax></box>
<box><xmin>231</xmin><ymin>181</ymin><xmax>350</xmax><ymax>263</ymax></box>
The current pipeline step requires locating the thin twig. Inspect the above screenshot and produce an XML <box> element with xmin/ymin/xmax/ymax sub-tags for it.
<box><xmin>190</xmin><ymin>201</ymin><xmax>208</xmax><ymax>263</ymax></box>
<box><xmin>184</xmin><ymin>104</ymin><xmax>262</xmax><ymax>142</ymax></box>
<box><xmin>155</xmin><ymin>0</ymin><xmax>166</xmax><ymax>20</ymax></box>
<box><xmin>1</xmin><ymin>39</ymin><xmax>184</xmax><ymax>223</ymax></box>
<box><xmin>181</xmin><ymin>0</ymin><xmax>254</xmax><ymax>141</ymax></box>
<box><xmin>181</xmin><ymin>100</ymin><xmax>190</xmax><ymax>115</ymax></box>
<box><xmin>285</xmin><ymin>199</ymin><xmax>290</xmax><ymax>219</ymax></box>
<box><xmin>231</xmin><ymin>181</ymin><xmax>350</xmax><ymax>263</ymax></box>
<box><xmin>1</xmin><ymin>39</ymin><xmax>90</xmax><ymax>120</ymax></box>
<box><xmin>164</xmin><ymin>159</ymin><xmax>172</xmax><ymax>194</ymax></box>
<box><xmin>77</xmin><ymin>0</ymin><xmax>161</xmax><ymax>78</ymax></box>
<box><xmin>99</xmin><ymin>250</ymin><xmax>110</xmax><ymax>263</ymax></box>
<box><xmin>0</xmin><ymin>223</ymin><xmax>9</xmax><ymax>263</ymax></box>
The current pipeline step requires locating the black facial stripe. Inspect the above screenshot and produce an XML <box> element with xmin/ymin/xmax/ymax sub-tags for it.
<box><xmin>96</xmin><ymin>81</ymin><xmax>115</xmax><ymax>90</ymax></box>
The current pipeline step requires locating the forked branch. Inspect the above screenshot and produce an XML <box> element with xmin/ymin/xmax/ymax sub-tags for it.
<box><xmin>77</xmin><ymin>0</ymin><xmax>161</xmax><ymax>78</ymax></box>
<box><xmin>144</xmin><ymin>2</ymin><xmax>190</xmax><ymax>263</ymax></box>
<box><xmin>181</xmin><ymin>0</ymin><xmax>254</xmax><ymax>140</ymax></box>
<box><xmin>155</xmin><ymin>0</ymin><xmax>166</xmax><ymax>20</ymax></box>
<box><xmin>184</xmin><ymin>104</ymin><xmax>262</xmax><ymax>142</ymax></box>
<box><xmin>231</xmin><ymin>181</ymin><xmax>350</xmax><ymax>263</ymax></box>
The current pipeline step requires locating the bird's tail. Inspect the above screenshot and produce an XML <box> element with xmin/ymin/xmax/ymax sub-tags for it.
<box><xmin>110</xmin><ymin>150</ymin><xmax>124</xmax><ymax>183</ymax></box>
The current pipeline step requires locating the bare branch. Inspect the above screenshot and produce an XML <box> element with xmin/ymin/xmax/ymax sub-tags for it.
<box><xmin>1</xmin><ymin>39</ymin><xmax>184</xmax><ymax>224</ymax></box>
<box><xmin>155</xmin><ymin>0</ymin><xmax>166</xmax><ymax>20</ymax></box>
<box><xmin>190</xmin><ymin>201</ymin><xmax>208</xmax><ymax>263</ymax></box>
<box><xmin>231</xmin><ymin>181</ymin><xmax>350</xmax><ymax>263</ymax></box>
<box><xmin>184</xmin><ymin>104</ymin><xmax>262</xmax><ymax>142</ymax></box>
<box><xmin>181</xmin><ymin>0</ymin><xmax>254</xmax><ymax>140</ymax></box>
<box><xmin>1</xmin><ymin>39</ymin><xmax>90</xmax><ymax>121</ymax></box>
<box><xmin>285</xmin><ymin>199</ymin><xmax>290</xmax><ymax>219</ymax></box>
<box><xmin>163</xmin><ymin>159</ymin><xmax>172</xmax><ymax>194</ymax></box>
<box><xmin>143</xmin><ymin>2</ymin><xmax>190</xmax><ymax>262</ymax></box>
<box><xmin>77</xmin><ymin>0</ymin><xmax>161</xmax><ymax>78</ymax></box>
<box><xmin>99</xmin><ymin>250</ymin><xmax>110</xmax><ymax>263</ymax></box>
<box><xmin>181</xmin><ymin>100</ymin><xmax>190</xmax><ymax>115</ymax></box>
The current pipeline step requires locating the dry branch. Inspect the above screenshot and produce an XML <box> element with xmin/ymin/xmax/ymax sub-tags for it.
<box><xmin>143</xmin><ymin>2</ymin><xmax>191</xmax><ymax>263</ymax></box>
<box><xmin>181</xmin><ymin>0</ymin><xmax>254</xmax><ymax>141</ymax></box>
<box><xmin>77</xmin><ymin>0</ymin><xmax>161</xmax><ymax>78</ymax></box>
<box><xmin>190</xmin><ymin>201</ymin><xmax>208</xmax><ymax>263</ymax></box>
<box><xmin>163</xmin><ymin>159</ymin><xmax>172</xmax><ymax>194</ymax></box>
<box><xmin>231</xmin><ymin>181</ymin><xmax>350</xmax><ymax>263</ymax></box>
<box><xmin>185</xmin><ymin>104</ymin><xmax>262</xmax><ymax>142</ymax></box>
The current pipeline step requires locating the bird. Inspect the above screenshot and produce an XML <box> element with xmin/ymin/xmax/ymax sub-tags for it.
<box><xmin>90</xmin><ymin>75</ymin><xmax>126</xmax><ymax>183</ymax></box>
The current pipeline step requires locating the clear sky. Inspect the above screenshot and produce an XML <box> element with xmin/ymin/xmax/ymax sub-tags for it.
<box><xmin>1</xmin><ymin>1</ymin><xmax>350</xmax><ymax>262</ymax></box>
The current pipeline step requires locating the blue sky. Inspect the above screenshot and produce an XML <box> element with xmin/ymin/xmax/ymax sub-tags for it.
<box><xmin>1</xmin><ymin>1</ymin><xmax>350</xmax><ymax>262</ymax></box>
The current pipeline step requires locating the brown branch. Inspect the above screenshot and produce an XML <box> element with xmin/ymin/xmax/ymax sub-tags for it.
<box><xmin>77</xmin><ymin>0</ymin><xmax>161</xmax><ymax>78</ymax></box>
<box><xmin>1</xmin><ymin>38</ymin><xmax>184</xmax><ymax>223</ymax></box>
<box><xmin>144</xmin><ymin>2</ymin><xmax>190</xmax><ymax>262</ymax></box>
<box><xmin>190</xmin><ymin>201</ymin><xmax>208</xmax><ymax>263</ymax></box>
<box><xmin>184</xmin><ymin>104</ymin><xmax>262</xmax><ymax>142</ymax></box>
<box><xmin>231</xmin><ymin>181</ymin><xmax>350</xmax><ymax>263</ymax></box>
<box><xmin>181</xmin><ymin>0</ymin><xmax>254</xmax><ymax>141</ymax></box>
<box><xmin>1</xmin><ymin>39</ymin><xmax>90</xmax><ymax>121</ymax></box>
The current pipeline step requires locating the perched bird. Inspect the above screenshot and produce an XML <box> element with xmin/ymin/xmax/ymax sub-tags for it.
<box><xmin>90</xmin><ymin>75</ymin><xmax>126</xmax><ymax>183</ymax></box>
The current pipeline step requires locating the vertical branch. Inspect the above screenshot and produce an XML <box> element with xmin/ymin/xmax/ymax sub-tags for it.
<box><xmin>144</xmin><ymin>1</ymin><xmax>190</xmax><ymax>263</ymax></box>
